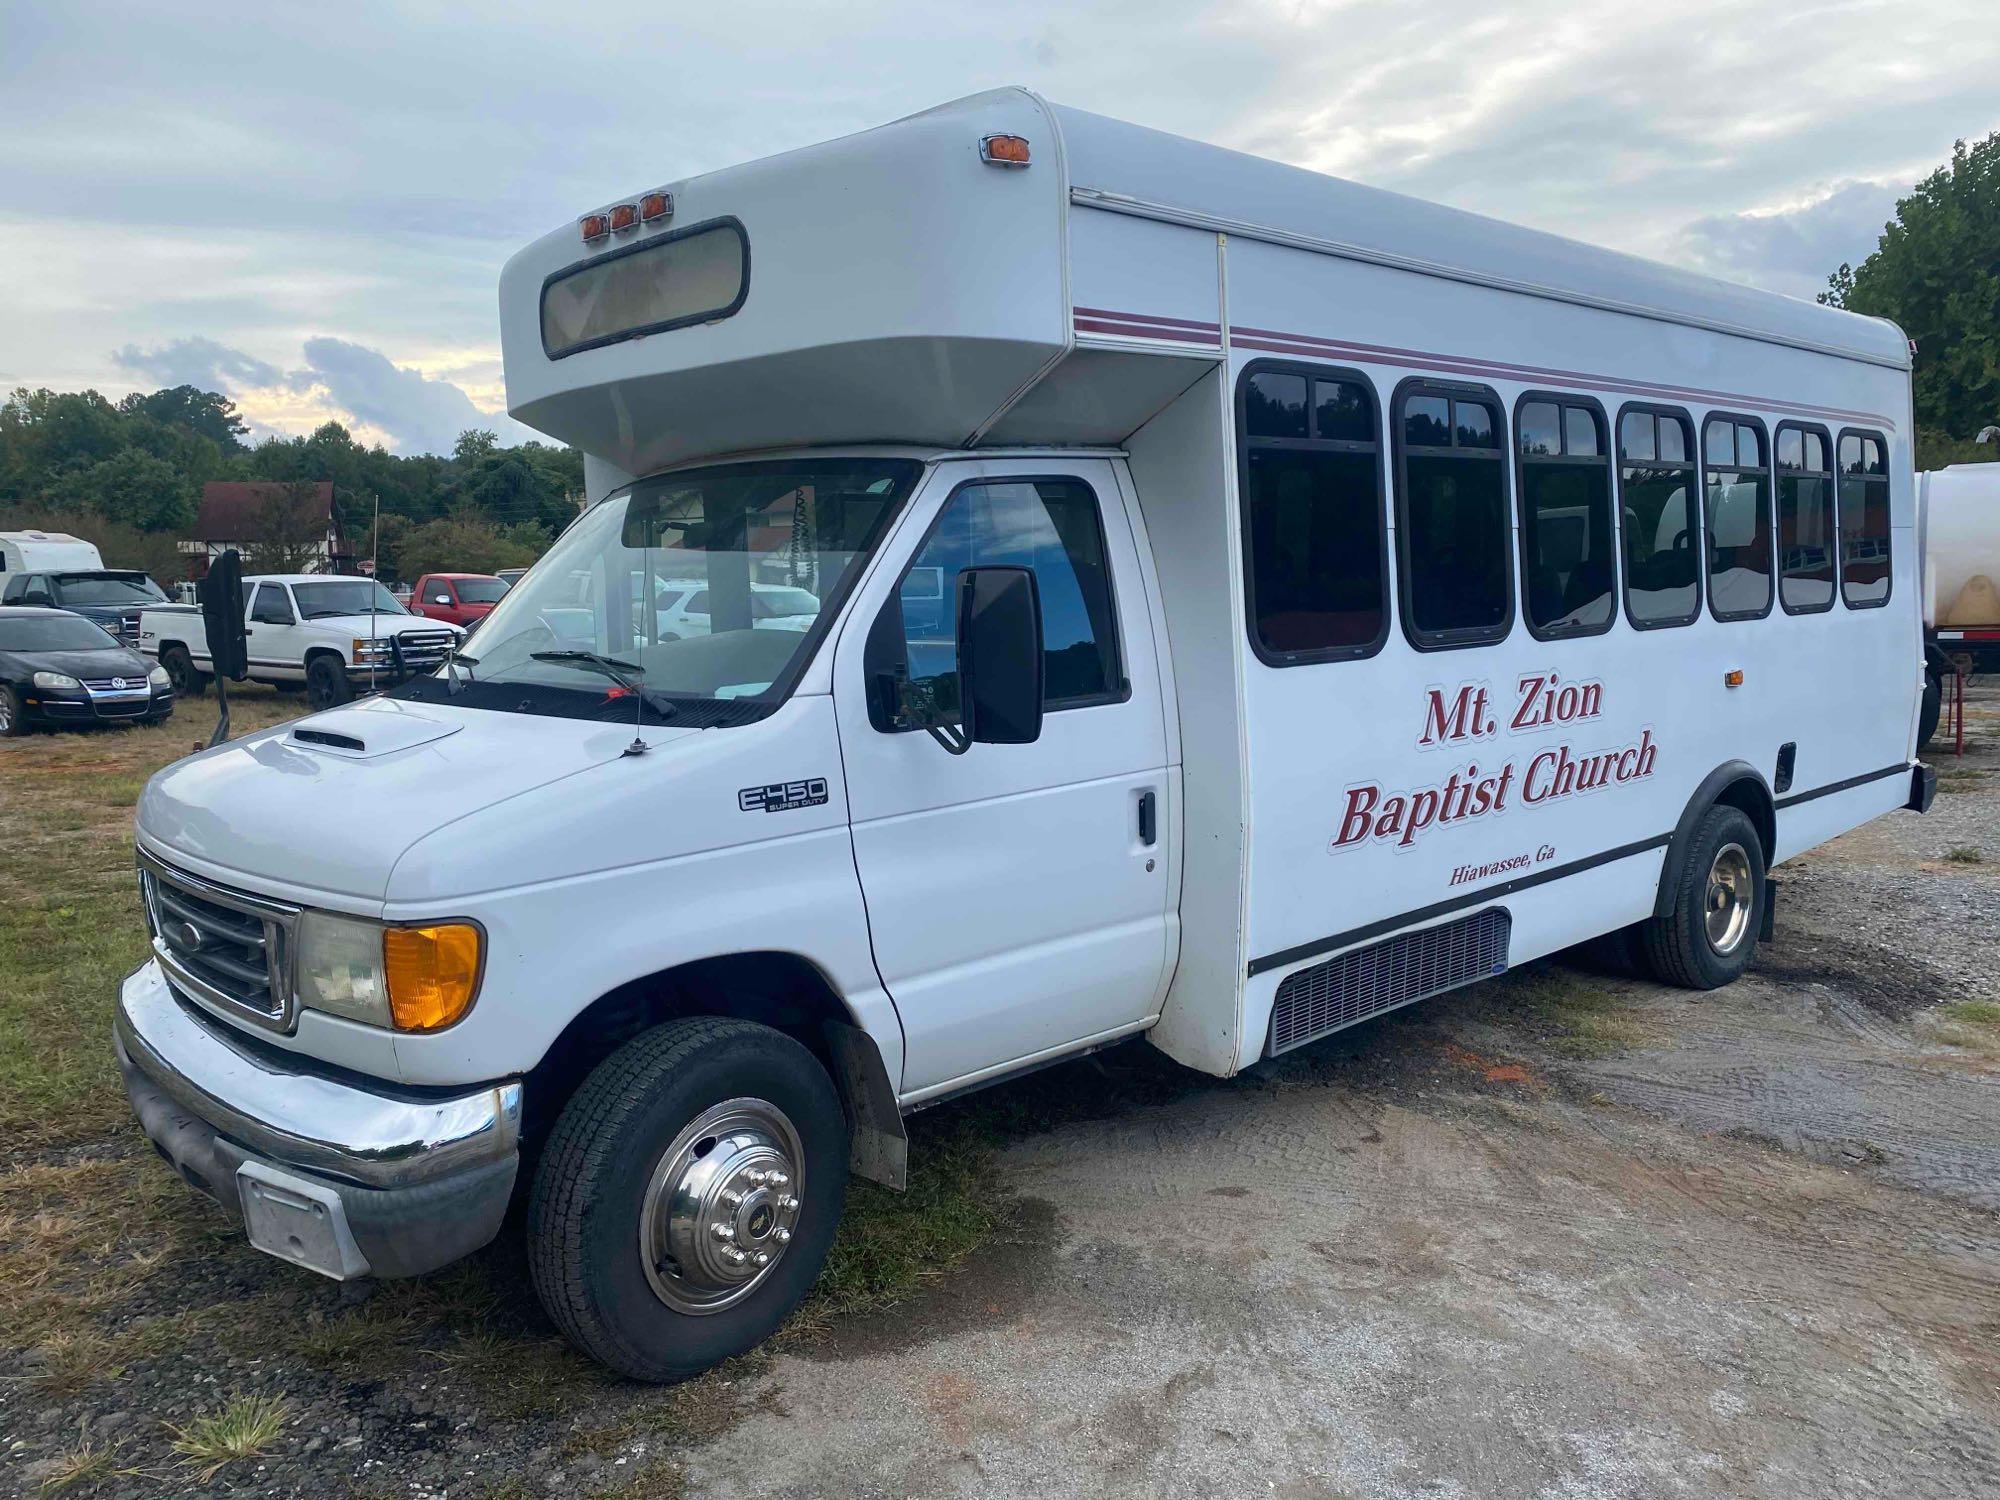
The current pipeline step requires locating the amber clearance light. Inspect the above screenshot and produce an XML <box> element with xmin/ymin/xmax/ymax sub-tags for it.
<box><xmin>383</xmin><ymin>922</ymin><xmax>483</xmax><ymax>1031</ymax></box>
<box><xmin>979</xmin><ymin>134</ymin><xmax>1031</xmax><ymax>167</ymax></box>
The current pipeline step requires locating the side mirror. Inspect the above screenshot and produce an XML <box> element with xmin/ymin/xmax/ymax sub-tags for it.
<box><xmin>956</xmin><ymin>565</ymin><xmax>1043</xmax><ymax>747</ymax></box>
<box><xmin>432</xmin><ymin>594</ymin><xmax>452</xmax><ymax>605</ymax></box>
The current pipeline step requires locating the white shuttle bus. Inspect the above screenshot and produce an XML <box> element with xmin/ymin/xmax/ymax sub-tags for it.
<box><xmin>117</xmin><ymin>90</ymin><xmax>1932</xmax><ymax>1380</ymax></box>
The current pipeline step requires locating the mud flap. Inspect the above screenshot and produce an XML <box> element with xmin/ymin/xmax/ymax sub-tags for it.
<box><xmin>1760</xmin><ymin>877</ymin><xmax>1777</xmax><ymax>943</ymax></box>
<box><xmin>1907</xmin><ymin>764</ymin><xmax>1936</xmax><ymax>814</ymax></box>
<box><xmin>825</xmin><ymin>1021</ymin><xmax>908</xmax><ymax>1190</ymax></box>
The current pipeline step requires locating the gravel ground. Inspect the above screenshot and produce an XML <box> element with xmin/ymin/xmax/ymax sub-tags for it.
<box><xmin>5</xmin><ymin>698</ymin><xmax>1999</xmax><ymax>1499</ymax></box>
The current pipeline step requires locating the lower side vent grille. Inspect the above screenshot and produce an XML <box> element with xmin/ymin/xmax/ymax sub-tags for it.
<box><xmin>1268</xmin><ymin>907</ymin><xmax>1511</xmax><ymax>1055</ymax></box>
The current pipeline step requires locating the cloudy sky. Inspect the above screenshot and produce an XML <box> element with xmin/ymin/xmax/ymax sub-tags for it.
<box><xmin>4</xmin><ymin>0</ymin><xmax>1995</xmax><ymax>454</ymax></box>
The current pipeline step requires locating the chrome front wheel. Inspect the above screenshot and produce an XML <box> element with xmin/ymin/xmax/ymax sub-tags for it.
<box><xmin>639</xmin><ymin>1097</ymin><xmax>805</xmax><ymax>1315</ymax></box>
<box><xmin>1704</xmin><ymin>841</ymin><xmax>1754</xmax><ymax>955</ymax></box>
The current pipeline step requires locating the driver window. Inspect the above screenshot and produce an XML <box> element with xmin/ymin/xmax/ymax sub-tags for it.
<box><xmin>886</xmin><ymin>477</ymin><xmax>1123</xmax><ymax>725</ymax></box>
<box><xmin>250</xmin><ymin>584</ymin><xmax>294</xmax><ymax>625</ymax></box>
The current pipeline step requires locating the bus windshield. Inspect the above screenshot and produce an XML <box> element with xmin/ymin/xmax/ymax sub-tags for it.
<box><xmin>405</xmin><ymin>457</ymin><xmax>920</xmax><ymax>726</ymax></box>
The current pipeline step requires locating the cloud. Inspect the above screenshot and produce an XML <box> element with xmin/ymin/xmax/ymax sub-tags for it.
<box><xmin>112</xmin><ymin>335</ymin><xmax>284</xmax><ymax>392</ymax></box>
<box><xmin>7</xmin><ymin>0</ymin><xmax>1999</xmax><ymax>446</ymax></box>
<box><xmin>290</xmin><ymin>337</ymin><xmax>529</xmax><ymax>454</ymax></box>
<box><xmin>1678</xmin><ymin>182</ymin><xmax>1901</xmax><ymax>301</ymax></box>
<box><xmin>110</xmin><ymin>333</ymin><xmax>531</xmax><ymax>455</ymax></box>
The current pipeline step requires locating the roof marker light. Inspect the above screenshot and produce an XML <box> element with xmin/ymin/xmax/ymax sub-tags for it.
<box><xmin>608</xmin><ymin>203</ymin><xmax>639</xmax><ymax>233</ymax></box>
<box><xmin>640</xmin><ymin>191</ymin><xmax>674</xmax><ymax>223</ymax></box>
<box><xmin>979</xmin><ymin>134</ymin><xmax>1031</xmax><ymax>167</ymax></box>
<box><xmin>579</xmin><ymin>213</ymin><xmax>611</xmax><ymax>243</ymax></box>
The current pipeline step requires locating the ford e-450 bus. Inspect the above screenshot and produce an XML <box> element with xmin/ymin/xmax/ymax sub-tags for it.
<box><xmin>114</xmin><ymin>89</ymin><xmax>1931</xmax><ymax>1380</ymax></box>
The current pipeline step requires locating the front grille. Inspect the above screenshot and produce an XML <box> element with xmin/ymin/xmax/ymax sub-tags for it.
<box><xmin>1268</xmin><ymin>907</ymin><xmax>1511</xmax><ymax>1055</ymax></box>
<box><xmin>394</xmin><ymin>630</ymin><xmax>455</xmax><ymax>662</ymax></box>
<box><xmin>118</xmin><ymin>611</ymin><xmax>141</xmax><ymax>640</ymax></box>
<box><xmin>139</xmin><ymin>856</ymin><xmax>299</xmax><ymax>1032</ymax></box>
<box><xmin>81</xmin><ymin>677</ymin><xmax>146</xmax><ymax>691</ymax></box>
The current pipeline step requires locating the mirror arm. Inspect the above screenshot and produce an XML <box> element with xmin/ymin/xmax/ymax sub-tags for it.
<box><xmin>925</xmin><ymin>721</ymin><xmax>971</xmax><ymax>756</ymax></box>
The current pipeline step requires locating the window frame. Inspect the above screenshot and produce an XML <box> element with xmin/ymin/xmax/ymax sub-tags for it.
<box><xmin>1615</xmin><ymin>402</ymin><xmax>1703</xmax><ymax>632</ymax></box>
<box><xmin>1391</xmin><ymin>376</ymin><xmax>1515</xmax><ymax>652</ymax></box>
<box><xmin>1234</xmin><ymin>358</ymin><xmax>1392</xmax><ymax>668</ymax></box>
<box><xmin>1773</xmin><ymin>419</ymin><xmax>1837</xmax><ymax>617</ymax></box>
<box><xmin>1836</xmin><ymin>426</ymin><xmax>1894</xmax><ymax>611</ymax></box>
<box><xmin>539</xmin><ymin>215</ymin><xmax>752</xmax><ymax>361</ymax></box>
<box><xmin>1700</xmin><ymin>409</ymin><xmax>1776</xmax><ymax>625</ymax></box>
<box><xmin>866</xmin><ymin>470</ymin><xmax>1132</xmax><ymax>734</ymax></box>
<box><xmin>249</xmin><ymin>583</ymin><xmax>295</xmax><ymax>626</ymax></box>
<box><xmin>1511</xmin><ymin>390</ymin><xmax>1616</xmax><ymax>643</ymax></box>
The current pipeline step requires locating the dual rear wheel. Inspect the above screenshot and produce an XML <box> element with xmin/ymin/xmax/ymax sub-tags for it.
<box><xmin>1593</xmin><ymin>804</ymin><xmax>1766</xmax><ymax>988</ymax></box>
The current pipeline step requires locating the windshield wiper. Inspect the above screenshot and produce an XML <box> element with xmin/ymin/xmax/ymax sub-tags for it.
<box><xmin>530</xmin><ymin>650</ymin><xmax>678</xmax><ymax>722</ymax></box>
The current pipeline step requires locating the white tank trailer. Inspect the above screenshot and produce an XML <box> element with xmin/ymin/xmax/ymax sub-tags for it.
<box><xmin>1919</xmin><ymin>461</ymin><xmax>2000</xmax><ymax>744</ymax></box>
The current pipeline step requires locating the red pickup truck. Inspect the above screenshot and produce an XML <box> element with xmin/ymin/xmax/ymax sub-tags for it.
<box><xmin>410</xmin><ymin>573</ymin><xmax>509</xmax><ymax>629</ymax></box>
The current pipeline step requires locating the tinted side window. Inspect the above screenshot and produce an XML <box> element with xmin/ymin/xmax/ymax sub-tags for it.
<box><xmin>250</xmin><ymin>584</ymin><xmax>293</xmax><ymax>624</ymax></box>
<box><xmin>890</xmin><ymin>477</ymin><xmax>1122</xmax><ymax>722</ymax></box>
<box><xmin>1517</xmin><ymin>396</ymin><xmax>1614</xmax><ymax>638</ymax></box>
<box><xmin>1704</xmin><ymin>416</ymin><xmax>1773</xmax><ymax>620</ymax></box>
<box><xmin>1839</xmin><ymin>431</ymin><xmax>1892</xmax><ymax>607</ymax></box>
<box><xmin>1239</xmin><ymin>364</ymin><xmax>1387</xmax><ymax>662</ymax></box>
<box><xmin>1396</xmin><ymin>383</ymin><xmax>1511</xmax><ymax>647</ymax></box>
<box><xmin>1619</xmin><ymin>407</ymin><xmax>1700</xmax><ymax>627</ymax></box>
<box><xmin>1776</xmin><ymin>422</ymin><xmax>1835</xmax><ymax>614</ymax></box>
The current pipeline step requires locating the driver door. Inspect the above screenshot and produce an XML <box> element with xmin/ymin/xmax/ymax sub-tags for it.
<box><xmin>246</xmin><ymin>582</ymin><xmax>304</xmax><ymax>681</ymax></box>
<box><xmin>833</xmin><ymin>459</ymin><xmax>1174</xmax><ymax>1097</ymax></box>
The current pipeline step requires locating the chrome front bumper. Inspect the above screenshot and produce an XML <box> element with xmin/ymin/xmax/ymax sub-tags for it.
<box><xmin>115</xmin><ymin>960</ymin><xmax>521</xmax><ymax>1278</ymax></box>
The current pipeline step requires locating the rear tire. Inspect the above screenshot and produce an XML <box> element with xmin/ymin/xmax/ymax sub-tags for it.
<box><xmin>528</xmin><ymin>1018</ymin><xmax>848</xmax><ymax>1382</ymax></box>
<box><xmin>0</xmin><ymin>684</ymin><xmax>26</xmax><ymax>737</ymax></box>
<box><xmin>306</xmin><ymin>655</ymin><xmax>352</xmax><ymax>711</ymax></box>
<box><xmin>1640</xmin><ymin>805</ymin><xmax>1765</xmax><ymax>990</ymax></box>
<box><xmin>161</xmin><ymin>645</ymin><xmax>207</xmax><ymax>699</ymax></box>
<box><xmin>1918</xmin><ymin>669</ymin><xmax>1943</xmax><ymax>751</ymax></box>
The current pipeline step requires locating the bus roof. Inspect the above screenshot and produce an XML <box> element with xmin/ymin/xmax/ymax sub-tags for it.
<box><xmin>501</xmin><ymin>89</ymin><xmax>1907</xmax><ymax>480</ymax></box>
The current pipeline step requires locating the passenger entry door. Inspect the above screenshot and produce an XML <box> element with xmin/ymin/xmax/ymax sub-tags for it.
<box><xmin>833</xmin><ymin>460</ymin><xmax>1172</xmax><ymax>1097</ymax></box>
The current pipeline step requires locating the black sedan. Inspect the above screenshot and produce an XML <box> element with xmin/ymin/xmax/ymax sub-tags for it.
<box><xmin>0</xmin><ymin>607</ymin><xmax>174</xmax><ymax>735</ymax></box>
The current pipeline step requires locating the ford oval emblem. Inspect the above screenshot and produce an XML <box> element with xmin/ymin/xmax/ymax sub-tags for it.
<box><xmin>172</xmin><ymin>919</ymin><xmax>205</xmax><ymax>951</ymax></box>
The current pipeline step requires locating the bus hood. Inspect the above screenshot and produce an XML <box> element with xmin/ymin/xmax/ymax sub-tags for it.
<box><xmin>137</xmin><ymin>697</ymin><xmax>694</xmax><ymax>904</ymax></box>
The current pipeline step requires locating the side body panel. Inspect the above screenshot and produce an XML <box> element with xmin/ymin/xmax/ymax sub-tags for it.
<box><xmin>1201</xmin><ymin>234</ymin><xmax>1916</xmax><ymax>1069</ymax></box>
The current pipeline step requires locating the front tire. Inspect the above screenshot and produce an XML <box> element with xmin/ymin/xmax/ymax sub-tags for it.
<box><xmin>306</xmin><ymin>655</ymin><xmax>352</xmax><ymax>711</ymax></box>
<box><xmin>1640</xmin><ymin>805</ymin><xmax>1765</xmax><ymax>989</ymax></box>
<box><xmin>0</xmin><ymin>684</ymin><xmax>26</xmax><ymax>737</ymax></box>
<box><xmin>528</xmin><ymin>1018</ymin><xmax>848</xmax><ymax>1382</ymax></box>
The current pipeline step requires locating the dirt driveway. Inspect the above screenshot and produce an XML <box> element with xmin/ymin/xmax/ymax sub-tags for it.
<box><xmin>4</xmin><ymin>690</ymin><xmax>1998</xmax><ymax>1499</ymax></box>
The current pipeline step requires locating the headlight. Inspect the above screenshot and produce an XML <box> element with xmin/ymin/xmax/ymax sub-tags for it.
<box><xmin>32</xmin><ymin>671</ymin><xmax>81</xmax><ymax>691</ymax></box>
<box><xmin>353</xmin><ymin>638</ymin><xmax>391</xmax><ymax>660</ymax></box>
<box><xmin>148</xmin><ymin>664</ymin><xmax>171</xmax><ymax>689</ymax></box>
<box><xmin>295</xmin><ymin>911</ymin><xmax>482</xmax><ymax>1032</ymax></box>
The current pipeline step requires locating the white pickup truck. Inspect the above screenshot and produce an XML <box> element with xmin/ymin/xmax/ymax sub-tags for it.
<box><xmin>139</xmin><ymin>573</ymin><xmax>460</xmax><ymax>711</ymax></box>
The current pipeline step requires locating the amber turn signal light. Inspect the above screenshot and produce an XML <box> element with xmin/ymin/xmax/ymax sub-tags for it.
<box><xmin>579</xmin><ymin>213</ymin><xmax>611</xmax><ymax>242</ymax></box>
<box><xmin>640</xmin><ymin>191</ymin><xmax>673</xmax><ymax>222</ymax></box>
<box><xmin>608</xmin><ymin>203</ymin><xmax>639</xmax><ymax>232</ymax></box>
<box><xmin>383</xmin><ymin>923</ymin><xmax>483</xmax><ymax>1032</ymax></box>
<box><xmin>1724</xmin><ymin>669</ymin><xmax>1744</xmax><ymax>688</ymax></box>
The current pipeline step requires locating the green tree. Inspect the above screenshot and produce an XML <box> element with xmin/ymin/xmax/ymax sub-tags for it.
<box><xmin>388</xmin><ymin>516</ymin><xmax>542</xmax><ymax>581</ymax></box>
<box><xmin>1824</xmin><ymin>132</ymin><xmax>2000</xmax><ymax>440</ymax></box>
<box><xmin>49</xmin><ymin>448</ymin><xmax>196</xmax><ymax>531</ymax></box>
<box><xmin>117</xmin><ymin>385</ymin><xmax>249</xmax><ymax>452</ymax></box>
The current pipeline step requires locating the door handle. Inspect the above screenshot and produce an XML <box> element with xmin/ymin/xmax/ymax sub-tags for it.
<box><xmin>1138</xmin><ymin>789</ymin><xmax>1157</xmax><ymax>846</ymax></box>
